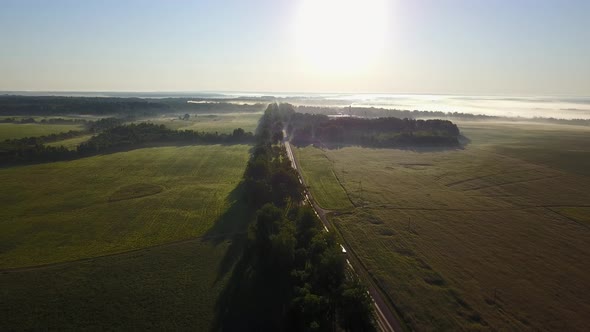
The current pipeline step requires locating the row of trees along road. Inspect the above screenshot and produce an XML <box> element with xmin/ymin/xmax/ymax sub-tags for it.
<box><xmin>224</xmin><ymin>103</ymin><xmax>375</xmax><ymax>331</ymax></box>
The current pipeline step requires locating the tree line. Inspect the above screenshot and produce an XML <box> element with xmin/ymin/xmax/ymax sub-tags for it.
<box><xmin>78</xmin><ymin>123</ymin><xmax>253</xmax><ymax>154</ymax></box>
<box><xmin>4</xmin><ymin>96</ymin><xmax>587</xmax><ymax>127</ymax></box>
<box><xmin>296</xmin><ymin>105</ymin><xmax>590</xmax><ymax>127</ymax></box>
<box><xmin>0</xmin><ymin>113</ymin><xmax>150</xmax><ymax>134</ymax></box>
<box><xmin>0</xmin><ymin>123</ymin><xmax>254</xmax><ymax>165</ymax></box>
<box><xmin>272</xmin><ymin>104</ymin><xmax>461</xmax><ymax>147</ymax></box>
<box><xmin>0</xmin><ymin>117</ymin><xmax>89</xmax><ymax>125</ymax></box>
<box><xmin>222</xmin><ymin>103</ymin><xmax>375</xmax><ymax>331</ymax></box>
<box><xmin>0</xmin><ymin>95</ymin><xmax>266</xmax><ymax>116</ymax></box>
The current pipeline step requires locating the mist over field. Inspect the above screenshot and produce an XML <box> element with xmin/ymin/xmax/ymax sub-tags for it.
<box><xmin>224</xmin><ymin>93</ymin><xmax>590</xmax><ymax>120</ymax></box>
<box><xmin>5</xmin><ymin>91</ymin><xmax>589</xmax><ymax>120</ymax></box>
<box><xmin>311</xmin><ymin>94</ymin><xmax>590</xmax><ymax>120</ymax></box>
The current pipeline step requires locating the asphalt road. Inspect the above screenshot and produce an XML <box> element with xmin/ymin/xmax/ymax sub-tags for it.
<box><xmin>283</xmin><ymin>139</ymin><xmax>404</xmax><ymax>332</ymax></box>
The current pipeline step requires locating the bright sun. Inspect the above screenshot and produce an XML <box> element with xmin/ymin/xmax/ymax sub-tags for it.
<box><xmin>295</xmin><ymin>0</ymin><xmax>388</xmax><ymax>74</ymax></box>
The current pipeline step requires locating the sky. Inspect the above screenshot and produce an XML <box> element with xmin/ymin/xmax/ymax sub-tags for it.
<box><xmin>1</xmin><ymin>0</ymin><xmax>589</xmax><ymax>95</ymax></box>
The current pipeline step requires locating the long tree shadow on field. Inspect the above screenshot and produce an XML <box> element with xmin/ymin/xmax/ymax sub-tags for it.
<box><xmin>204</xmin><ymin>184</ymin><xmax>291</xmax><ymax>331</ymax></box>
<box><xmin>202</xmin><ymin>181</ymin><xmax>253</xmax><ymax>284</ymax></box>
<box><xmin>209</xmin><ymin>238</ymin><xmax>291</xmax><ymax>331</ymax></box>
<box><xmin>201</xmin><ymin>143</ymin><xmax>262</xmax><ymax>284</ymax></box>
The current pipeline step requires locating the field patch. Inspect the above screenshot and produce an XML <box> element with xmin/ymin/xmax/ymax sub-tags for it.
<box><xmin>142</xmin><ymin>112</ymin><xmax>262</xmax><ymax>134</ymax></box>
<box><xmin>0</xmin><ymin>123</ymin><xmax>84</xmax><ymax>141</ymax></box>
<box><xmin>293</xmin><ymin>146</ymin><xmax>354</xmax><ymax>210</ymax></box>
<box><xmin>109</xmin><ymin>183</ymin><xmax>164</xmax><ymax>202</ymax></box>
<box><xmin>458</xmin><ymin>121</ymin><xmax>590</xmax><ymax>176</ymax></box>
<box><xmin>296</xmin><ymin>122</ymin><xmax>590</xmax><ymax>331</ymax></box>
<box><xmin>0</xmin><ymin>237</ymin><xmax>237</xmax><ymax>331</ymax></box>
<box><xmin>46</xmin><ymin>134</ymin><xmax>93</xmax><ymax>150</ymax></box>
<box><xmin>0</xmin><ymin>144</ymin><xmax>251</xmax><ymax>269</ymax></box>
<box><xmin>550</xmin><ymin>207</ymin><xmax>590</xmax><ymax>227</ymax></box>
<box><xmin>398</xmin><ymin>163</ymin><xmax>433</xmax><ymax>169</ymax></box>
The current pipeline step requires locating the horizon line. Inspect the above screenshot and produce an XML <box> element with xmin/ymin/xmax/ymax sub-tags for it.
<box><xmin>1</xmin><ymin>90</ymin><xmax>589</xmax><ymax>99</ymax></box>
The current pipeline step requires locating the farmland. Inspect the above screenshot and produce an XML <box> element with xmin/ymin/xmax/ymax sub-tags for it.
<box><xmin>0</xmin><ymin>122</ymin><xmax>85</xmax><ymax>141</ymax></box>
<box><xmin>1</xmin><ymin>238</ymin><xmax>236</xmax><ymax>330</ymax></box>
<box><xmin>46</xmin><ymin>134</ymin><xmax>93</xmax><ymax>149</ymax></box>
<box><xmin>143</xmin><ymin>112</ymin><xmax>263</xmax><ymax>134</ymax></box>
<box><xmin>293</xmin><ymin>121</ymin><xmax>590</xmax><ymax>331</ymax></box>
<box><xmin>0</xmin><ymin>143</ymin><xmax>252</xmax><ymax>330</ymax></box>
<box><xmin>296</xmin><ymin>146</ymin><xmax>354</xmax><ymax>211</ymax></box>
<box><xmin>40</xmin><ymin>112</ymin><xmax>262</xmax><ymax>150</ymax></box>
<box><xmin>0</xmin><ymin>144</ymin><xmax>251</xmax><ymax>269</ymax></box>
<box><xmin>0</xmin><ymin>108</ymin><xmax>260</xmax><ymax>330</ymax></box>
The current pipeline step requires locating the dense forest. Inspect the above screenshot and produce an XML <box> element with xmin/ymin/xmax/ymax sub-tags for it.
<box><xmin>217</xmin><ymin>103</ymin><xmax>375</xmax><ymax>331</ymax></box>
<box><xmin>267</xmin><ymin>104</ymin><xmax>462</xmax><ymax>147</ymax></box>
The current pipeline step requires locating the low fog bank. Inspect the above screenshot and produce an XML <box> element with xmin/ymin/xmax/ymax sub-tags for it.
<box><xmin>2</xmin><ymin>93</ymin><xmax>589</xmax><ymax>124</ymax></box>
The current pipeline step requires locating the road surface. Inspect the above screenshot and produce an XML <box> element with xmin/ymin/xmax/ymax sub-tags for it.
<box><xmin>283</xmin><ymin>139</ymin><xmax>404</xmax><ymax>332</ymax></box>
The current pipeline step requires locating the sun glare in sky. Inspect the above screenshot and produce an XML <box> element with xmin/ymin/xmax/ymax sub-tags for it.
<box><xmin>295</xmin><ymin>0</ymin><xmax>389</xmax><ymax>74</ymax></box>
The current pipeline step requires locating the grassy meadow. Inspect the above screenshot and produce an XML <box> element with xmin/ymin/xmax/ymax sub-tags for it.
<box><xmin>143</xmin><ymin>112</ymin><xmax>262</xmax><ymax>134</ymax></box>
<box><xmin>295</xmin><ymin>146</ymin><xmax>354</xmax><ymax>210</ymax></box>
<box><xmin>294</xmin><ymin>122</ymin><xmax>590</xmax><ymax>331</ymax></box>
<box><xmin>46</xmin><ymin>134</ymin><xmax>94</xmax><ymax>149</ymax></box>
<box><xmin>0</xmin><ymin>144</ymin><xmax>250</xmax><ymax>269</ymax></box>
<box><xmin>459</xmin><ymin>121</ymin><xmax>590</xmax><ymax>176</ymax></box>
<box><xmin>0</xmin><ymin>234</ymin><xmax>239</xmax><ymax>330</ymax></box>
<box><xmin>0</xmin><ymin>111</ymin><xmax>259</xmax><ymax>330</ymax></box>
<box><xmin>0</xmin><ymin>122</ymin><xmax>85</xmax><ymax>140</ymax></box>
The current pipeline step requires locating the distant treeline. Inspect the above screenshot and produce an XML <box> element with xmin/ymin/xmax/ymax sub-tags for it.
<box><xmin>0</xmin><ymin>123</ymin><xmax>254</xmax><ymax>165</ymax></box>
<box><xmin>260</xmin><ymin>103</ymin><xmax>461</xmax><ymax>147</ymax></box>
<box><xmin>78</xmin><ymin>123</ymin><xmax>253</xmax><ymax>154</ymax></box>
<box><xmin>0</xmin><ymin>117</ymin><xmax>89</xmax><ymax>124</ymax></box>
<box><xmin>220</xmin><ymin>103</ymin><xmax>375</xmax><ymax>330</ymax></box>
<box><xmin>3</xmin><ymin>95</ymin><xmax>588</xmax><ymax>126</ymax></box>
<box><xmin>0</xmin><ymin>117</ymin><xmax>123</xmax><ymax>135</ymax></box>
<box><xmin>0</xmin><ymin>95</ymin><xmax>265</xmax><ymax>116</ymax></box>
<box><xmin>0</xmin><ymin>118</ymin><xmax>125</xmax><ymax>149</ymax></box>
<box><xmin>297</xmin><ymin>105</ymin><xmax>590</xmax><ymax>126</ymax></box>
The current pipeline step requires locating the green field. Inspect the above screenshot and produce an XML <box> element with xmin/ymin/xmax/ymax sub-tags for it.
<box><xmin>0</xmin><ymin>116</ymin><xmax>104</xmax><ymax>121</ymax></box>
<box><xmin>294</xmin><ymin>122</ymin><xmax>590</xmax><ymax>331</ymax></box>
<box><xmin>143</xmin><ymin>112</ymin><xmax>262</xmax><ymax>134</ymax></box>
<box><xmin>0</xmin><ymin>144</ymin><xmax>250</xmax><ymax>269</ymax></box>
<box><xmin>0</xmin><ymin>123</ymin><xmax>85</xmax><ymax>140</ymax></box>
<box><xmin>1</xmin><ymin>238</ymin><xmax>234</xmax><ymax>330</ymax></box>
<box><xmin>0</xmin><ymin>143</ymin><xmax>252</xmax><ymax>330</ymax></box>
<box><xmin>459</xmin><ymin>121</ymin><xmax>590</xmax><ymax>176</ymax></box>
<box><xmin>46</xmin><ymin>134</ymin><xmax>93</xmax><ymax>149</ymax></box>
<box><xmin>295</xmin><ymin>146</ymin><xmax>354</xmax><ymax>210</ymax></box>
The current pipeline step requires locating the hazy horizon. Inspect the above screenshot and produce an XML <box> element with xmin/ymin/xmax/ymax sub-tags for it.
<box><xmin>2</xmin><ymin>90</ymin><xmax>590</xmax><ymax>120</ymax></box>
